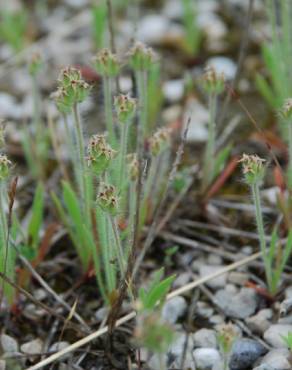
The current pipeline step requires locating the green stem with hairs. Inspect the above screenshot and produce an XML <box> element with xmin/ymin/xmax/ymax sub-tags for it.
<box><xmin>202</xmin><ymin>92</ymin><xmax>217</xmax><ymax>190</ymax></box>
<box><xmin>136</xmin><ymin>69</ymin><xmax>148</xmax><ymax>147</ymax></box>
<box><xmin>251</xmin><ymin>181</ymin><xmax>272</xmax><ymax>290</ymax></box>
<box><xmin>109</xmin><ymin>215</ymin><xmax>125</xmax><ymax>278</ymax></box>
<box><xmin>103</xmin><ymin>76</ymin><xmax>116</xmax><ymax>147</ymax></box>
<box><xmin>288</xmin><ymin>123</ymin><xmax>292</xmax><ymax>190</ymax></box>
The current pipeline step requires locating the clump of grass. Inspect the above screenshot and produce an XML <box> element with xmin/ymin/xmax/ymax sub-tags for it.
<box><xmin>282</xmin><ymin>332</ymin><xmax>292</xmax><ymax>351</ymax></box>
<box><xmin>239</xmin><ymin>153</ymin><xmax>292</xmax><ymax>295</ymax></box>
<box><xmin>256</xmin><ymin>0</ymin><xmax>292</xmax><ymax>111</ymax></box>
<box><xmin>0</xmin><ymin>8</ymin><xmax>27</xmax><ymax>52</ymax></box>
<box><xmin>182</xmin><ymin>0</ymin><xmax>201</xmax><ymax>56</ymax></box>
<box><xmin>51</xmin><ymin>44</ymin><xmax>174</xmax><ymax>307</ymax></box>
<box><xmin>22</xmin><ymin>53</ymin><xmax>49</xmax><ymax>180</ymax></box>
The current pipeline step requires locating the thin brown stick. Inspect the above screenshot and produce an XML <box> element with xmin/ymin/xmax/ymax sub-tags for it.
<box><xmin>26</xmin><ymin>251</ymin><xmax>261</xmax><ymax>370</ymax></box>
<box><xmin>0</xmin><ymin>271</ymin><xmax>85</xmax><ymax>334</ymax></box>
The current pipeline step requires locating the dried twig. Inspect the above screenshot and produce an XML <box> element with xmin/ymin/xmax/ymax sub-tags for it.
<box><xmin>26</xmin><ymin>252</ymin><xmax>261</xmax><ymax>370</ymax></box>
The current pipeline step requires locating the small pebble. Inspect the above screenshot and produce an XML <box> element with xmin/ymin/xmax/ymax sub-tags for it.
<box><xmin>193</xmin><ymin>348</ymin><xmax>221</xmax><ymax>370</ymax></box>
<box><xmin>199</xmin><ymin>265</ymin><xmax>227</xmax><ymax>289</ymax></box>
<box><xmin>228</xmin><ymin>272</ymin><xmax>249</xmax><ymax>286</ymax></box>
<box><xmin>214</xmin><ymin>288</ymin><xmax>257</xmax><ymax>319</ymax></box>
<box><xmin>1</xmin><ymin>334</ymin><xmax>18</xmax><ymax>353</ymax></box>
<box><xmin>263</xmin><ymin>324</ymin><xmax>292</xmax><ymax>348</ymax></box>
<box><xmin>21</xmin><ymin>339</ymin><xmax>43</xmax><ymax>355</ymax></box>
<box><xmin>246</xmin><ymin>309</ymin><xmax>272</xmax><ymax>335</ymax></box>
<box><xmin>193</xmin><ymin>328</ymin><xmax>217</xmax><ymax>349</ymax></box>
<box><xmin>229</xmin><ymin>339</ymin><xmax>267</xmax><ymax>370</ymax></box>
<box><xmin>260</xmin><ymin>349</ymin><xmax>291</xmax><ymax>370</ymax></box>
<box><xmin>162</xmin><ymin>296</ymin><xmax>187</xmax><ymax>324</ymax></box>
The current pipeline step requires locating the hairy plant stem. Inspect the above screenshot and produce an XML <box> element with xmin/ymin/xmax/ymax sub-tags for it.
<box><xmin>72</xmin><ymin>104</ymin><xmax>90</xmax><ymax>219</ymax></box>
<box><xmin>118</xmin><ymin>119</ymin><xmax>130</xmax><ymax>189</ymax></box>
<box><xmin>136</xmin><ymin>69</ymin><xmax>148</xmax><ymax>147</ymax></box>
<box><xmin>202</xmin><ymin>92</ymin><xmax>217</xmax><ymax>190</ymax></box>
<box><xmin>0</xmin><ymin>181</ymin><xmax>7</xmax><ymax>246</ymax></box>
<box><xmin>109</xmin><ymin>215</ymin><xmax>125</xmax><ymax>278</ymax></box>
<box><xmin>288</xmin><ymin>123</ymin><xmax>292</xmax><ymax>190</ymax></box>
<box><xmin>251</xmin><ymin>182</ymin><xmax>272</xmax><ymax>290</ymax></box>
<box><xmin>103</xmin><ymin>76</ymin><xmax>116</xmax><ymax>147</ymax></box>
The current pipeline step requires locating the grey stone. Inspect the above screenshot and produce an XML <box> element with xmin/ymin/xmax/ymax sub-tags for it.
<box><xmin>49</xmin><ymin>342</ymin><xmax>70</xmax><ymax>361</ymax></box>
<box><xmin>197</xmin><ymin>301</ymin><xmax>214</xmax><ymax>318</ymax></box>
<box><xmin>260</xmin><ymin>349</ymin><xmax>291</xmax><ymax>370</ymax></box>
<box><xmin>229</xmin><ymin>339</ymin><xmax>267</xmax><ymax>370</ymax></box>
<box><xmin>263</xmin><ymin>324</ymin><xmax>292</xmax><ymax>348</ymax></box>
<box><xmin>167</xmin><ymin>333</ymin><xmax>195</xmax><ymax>369</ymax></box>
<box><xmin>206</xmin><ymin>57</ymin><xmax>237</xmax><ymax>80</ymax></box>
<box><xmin>246</xmin><ymin>309</ymin><xmax>273</xmax><ymax>335</ymax></box>
<box><xmin>137</xmin><ymin>15</ymin><xmax>170</xmax><ymax>44</ymax></box>
<box><xmin>162</xmin><ymin>79</ymin><xmax>184</xmax><ymax>103</ymax></box>
<box><xmin>193</xmin><ymin>348</ymin><xmax>221</xmax><ymax>370</ymax></box>
<box><xmin>0</xmin><ymin>334</ymin><xmax>18</xmax><ymax>353</ymax></box>
<box><xmin>199</xmin><ymin>265</ymin><xmax>227</xmax><ymax>289</ymax></box>
<box><xmin>228</xmin><ymin>272</ymin><xmax>249</xmax><ymax>286</ymax></box>
<box><xmin>183</xmin><ymin>98</ymin><xmax>209</xmax><ymax>143</ymax></box>
<box><xmin>162</xmin><ymin>296</ymin><xmax>187</xmax><ymax>324</ymax></box>
<box><xmin>20</xmin><ymin>339</ymin><xmax>43</xmax><ymax>355</ymax></box>
<box><xmin>253</xmin><ymin>365</ymin><xmax>275</xmax><ymax>370</ymax></box>
<box><xmin>193</xmin><ymin>329</ymin><xmax>217</xmax><ymax>349</ymax></box>
<box><xmin>214</xmin><ymin>288</ymin><xmax>257</xmax><ymax>319</ymax></box>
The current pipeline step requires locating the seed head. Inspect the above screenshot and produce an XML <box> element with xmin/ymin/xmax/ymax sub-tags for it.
<box><xmin>114</xmin><ymin>94</ymin><xmax>137</xmax><ymax>123</ymax></box>
<box><xmin>280</xmin><ymin>98</ymin><xmax>292</xmax><ymax>120</ymax></box>
<box><xmin>149</xmin><ymin>127</ymin><xmax>171</xmax><ymax>156</ymax></box>
<box><xmin>28</xmin><ymin>52</ymin><xmax>43</xmax><ymax>76</ymax></box>
<box><xmin>0</xmin><ymin>154</ymin><xmax>12</xmax><ymax>181</ymax></box>
<box><xmin>92</xmin><ymin>49</ymin><xmax>120</xmax><ymax>77</ymax></box>
<box><xmin>87</xmin><ymin>134</ymin><xmax>117</xmax><ymax>175</ymax></box>
<box><xmin>128</xmin><ymin>42</ymin><xmax>156</xmax><ymax>71</ymax></box>
<box><xmin>201</xmin><ymin>66</ymin><xmax>225</xmax><ymax>94</ymax></box>
<box><xmin>238</xmin><ymin>153</ymin><xmax>266</xmax><ymax>185</ymax></box>
<box><xmin>52</xmin><ymin>67</ymin><xmax>91</xmax><ymax>113</ymax></box>
<box><xmin>97</xmin><ymin>183</ymin><xmax>119</xmax><ymax>215</ymax></box>
<box><xmin>217</xmin><ymin>323</ymin><xmax>238</xmax><ymax>354</ymax></box>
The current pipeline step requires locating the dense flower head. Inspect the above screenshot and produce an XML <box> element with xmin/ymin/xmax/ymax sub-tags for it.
<box><xmin>238</xmin><ymin>153</ymin><xmax>266</xmax><ymax>185</ymax></box>
<box><xmin>201</xmin><ymin>65</ymin><xmax>225</xmax><ymax>94</ymax></box>
<box><xmin>149</xmin><ymin>127</ymin><xmax>172</xmax><ymax>156</ymax></box>
<box><xmin>114</xmin><ymin>94</ymin><xmax>137</xmax><ymax>123</ymax></box>
<box><xmin>128</xmin><ymin>42</ymin><xmax>155</xmax><ymax>71</ymax></box>
<box><xmin>97</xmin><ymin>183</ymin><xmax>119</xmax><ymax>215</ymax></box>
<box><xmin>52</xmin><ymin>67</ymin><xmax>91</xmax><ymax>113</ymax></box>
<box><xmin>127</xmin><ymin>153</ymin><xmax>138</xmax><ymax>181</ymax></box>
<box><xmin>0</xmin><ymin>154</ymin><xmax>12</xmax><ymax>181</ymax></box>
<box><xmin>280</xmin><ymin>98</ymin><xmax>292</xmax><ymax>120</ymax></box>
<box><xmin>28</xmin><ymin>52</ymin><xmax>43</xmax><ymax>76</ymax></box>
<box><xmin>92</xmin><ymin>49</ymin><xmax>120</xmax><ymax>77</ymax></box>
<box><xmin>217</xmin><ymin>323</ymin><xmax>238</xmax><ymax>354</ymax></box>
<box><xmin>87</xmin><ymin>134</ymin><xmax>117</xmax><ymax>175</ymax></box>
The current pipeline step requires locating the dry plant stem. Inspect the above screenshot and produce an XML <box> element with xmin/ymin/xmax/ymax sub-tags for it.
<box><xmin>132</xmin><ymin>120</ymin><xmax>190</xmax><ymax>279</ymax></box>
<box><xmin>26</xmin><ymin>251</ymin><xmax>261</xmax><ymax>370</ymax></box>
<box><xmin>251</xmin><ymin>182</ymin><xmax>272</xmax><ymax>289</ymax></box>
<box><xmin>0</xmin><ymin>270</ymin><xmax>85</xmax><ymax>334</ymax></box>
<box><xmin>16</xmin><ymin>252</ymin><xmax>90</xmax><ymax>332</ymax></box>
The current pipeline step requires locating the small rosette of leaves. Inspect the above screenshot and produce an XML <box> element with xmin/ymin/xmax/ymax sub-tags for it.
<box><xmin>238</xmin><ymin>153</ymin><xmax>266</xmax><ymax>185</ymax></box>
<box><xmin>128</xmin><ymin>42</ymin><xmax>155</xmax><ymax>71</ymax></box>
<box><xmin>201</xmin><ymin>66</ymin><xmax>225</xmax><ymax>95</ymax></box>
<box><xmin>87</xmin><ymin>134</ymin><xmax>116</xmax><ymax>175</ymax></box>
<box><xmin>52</xmin><ymin>67</ymin><xmax>91</xmax><ymax>113</ymax></box>
<box><xmin>217</xmin><ymin>323</ymin><xmax>238</xmax><ymax>355</ymax></box>
<box><xmin>92</xmin><ymin>48</ymin><xmax>120</xmax><ymax>77</ymax></box>
<box><xmin>149</xmin><ymin>127</ymin><xmax>171</xmax><ymax>156</ymax></box>
<box><xmin>0</xmin><ymin>154</ymin><xmax>12</xmax><ymax>181</ymax></box>
<box><xmin>114</xmin><ymin>94</ymin><xmax>136</xmax><ymax>123</ymax></box>
<box><xmin>97</xmin><ymin>183</ymin><xmax>119</xmax><ymax>215</ymax></box>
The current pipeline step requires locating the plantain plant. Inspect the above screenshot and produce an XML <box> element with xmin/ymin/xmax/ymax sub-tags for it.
<box><xmin>51</xmin><ymin>44</ymin><xmax>173</xmax><ymax>306</ymax></box>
